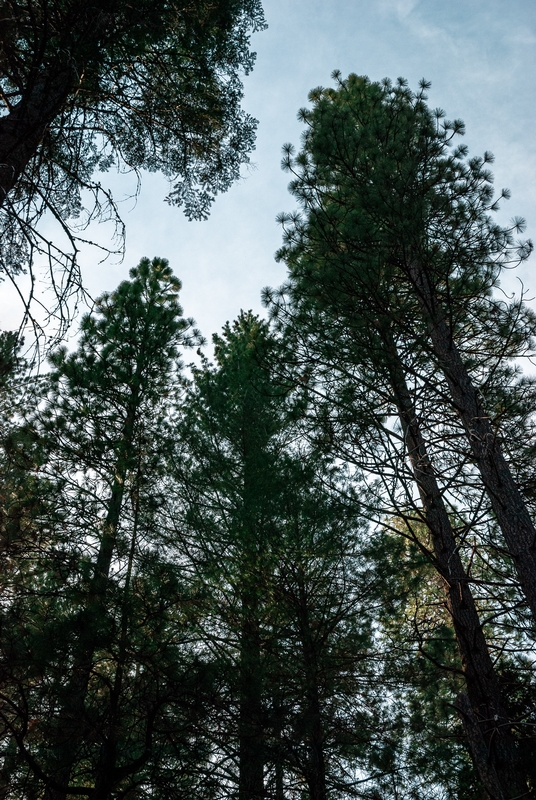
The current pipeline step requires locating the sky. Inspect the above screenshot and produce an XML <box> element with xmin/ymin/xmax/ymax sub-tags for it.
<box><xmin>3</xmin><ymin>0</ymin><xmax>536</xmax><ymax>348</ymax></box>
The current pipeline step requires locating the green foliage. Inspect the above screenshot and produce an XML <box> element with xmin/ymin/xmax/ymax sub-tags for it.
<box><xmin>368</xmin><ymin>526</ymin><xmax>480</xmax><ymax>799</ymax></box>
<box><xmin>169</xmin><ymin>313</ymin><xmax>384</xmax><ymax>799</ymax></box>
<box><xmin>0</xmin><ymin>258</ymin><xmax>211</xmax><ymax>798</ymax></box>
<box><xmin>265</xmin><ymin>72</ymin><xmax>536</xmax><ymax>797</ymax></box>
<box><xmin>1</xmin><ymin>0</ymin><xmax>265</xmax><ymax>215</ymax></box>
<box><xmin>1</xmin><ymin>68</ymin><xmax>536</xmax><ymax>799</ymax></box>
<box><xmin>0</xmin><ymin>0</ymin><xmax>266</xmax><ymax>340</ymax></box>
<box><xmin>273</xmin><ymin>73</ymin><xmax>533</xmax><ymax>393</ymax></box>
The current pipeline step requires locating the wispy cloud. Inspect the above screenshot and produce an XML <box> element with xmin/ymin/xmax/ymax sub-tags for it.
<box><xmin>505</xmin><ymin>26</ymin><xmax>536</xmax><ymax>45</ymax></box>
<box><xmin>378</xmin><ymin>0</ymin><xmax>420</xmax><ymax>21</ymax></box>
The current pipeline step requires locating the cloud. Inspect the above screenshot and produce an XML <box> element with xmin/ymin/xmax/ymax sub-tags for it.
<box><xmin>378</xmin><ymin>0</ymin><xmax>420</xmax><ymax>21</ymax></box>
<box><xmin>506</xmin><ymin>27</ymin><xmax>536</xmax><ymax>46</ymax></box>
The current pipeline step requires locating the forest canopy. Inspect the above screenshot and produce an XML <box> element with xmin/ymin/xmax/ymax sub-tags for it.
<box><xmin>0</xmin><ymin>49</ymin><xmax>535</xmax><ymax>800</ymax></box>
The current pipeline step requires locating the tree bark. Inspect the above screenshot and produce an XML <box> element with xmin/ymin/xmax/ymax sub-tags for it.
<box><xmin>91</xmin><ymin>491</ymin><xmax>141</xmax><ymax>800</ymax></box>
<box><xmin>272</xmin><ymin>693</ymin><xmax>286</xmax><ymax>800</ymax></box>
<box><xmin>384</xmin><ymin>334</ymin><xmax>526</xmax><ymax>799</ymax></box>
<box><xmin>410</xmin><ymin>263</ymin><xmax>536</xmax><ymax>621</ymax></box>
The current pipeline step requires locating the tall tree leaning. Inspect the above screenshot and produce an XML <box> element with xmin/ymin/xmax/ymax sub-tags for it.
<box><xmin>381</xmin><ymin>329</ymin><xmax>523</xmax><ymax>798</ymax></box>
<box><xmin>268</xmin><ymin>279</ymin><xmax>527</xmax><ymax>796</ymax></box>
<box><xmin>274</xmin><ymin>73</ymin><xmax>536</xmax><ymax>622</ymax></box>
<box><xmin>266</xmin><ymin>74</ymin><xmax>535</xmax><ymax>797</ymax></box>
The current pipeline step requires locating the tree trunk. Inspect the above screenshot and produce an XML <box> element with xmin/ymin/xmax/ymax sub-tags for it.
<box><xmin>296</xmin><ymin>579</ymin><xmax>327</xmax><ymax>800</ymax></box>
<box><xmin>43</xmin><ymin>474</ymin><xmax>126</xmax><ymax>800</ymax></box>
<box><xmin>409</xmin><ymin>263</ymin><xmax>536</xmax><ymax>621</ymax></box>
<box><xmin>42</xmin><ymin>401</ymin><xmax>139</xmax><ymax>799</ymax></box>
<box><xmin>272</xmin><ymin>694</ymin><xmax>286</xmax><ymax>800</ymax></box>
<box><xmin>91</xmin><ymin>488</ymin><xmax>141</xmax><ymax>800</ymax></box>
<box><xmin>0</xmin><ymin>68</ymin><xmax>75</xmax><ymax>207</ymax></box>
<box><xmin>384</xmin><ymin>334</ymin><xmax>526</xmax><ymax>799</ymax></box>
<box><xmin>239</xmin><ymin>587</ymin><xmax>265</xmax><ymax>800</ymax></box>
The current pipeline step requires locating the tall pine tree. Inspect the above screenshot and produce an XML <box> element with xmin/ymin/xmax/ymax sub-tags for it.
<box><xmin>266</xmin><ymin>73</ymin><xmax>535</xmax><ymax>798</ymax></box>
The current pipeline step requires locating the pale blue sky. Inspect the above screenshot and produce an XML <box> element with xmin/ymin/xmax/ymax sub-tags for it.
<box><xmin>4</xmin><ymin>0</ymin><xmax>536</xmax><ymax>345</ymax></box>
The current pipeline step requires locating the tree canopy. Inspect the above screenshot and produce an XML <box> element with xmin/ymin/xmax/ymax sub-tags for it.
<box><xmin>1</xmin><ymin>65</ymin><xmax>536</xmax><ymax>800</ymax></box>
<box><xmin>265</xmin><ymin>72</ymin><xmax>536</xmax><ymax>798</ymax></box>
<box><xmin>0</xmin><ymin>0</ymin><xmax>265</xmax><ymax>338</ymax></box>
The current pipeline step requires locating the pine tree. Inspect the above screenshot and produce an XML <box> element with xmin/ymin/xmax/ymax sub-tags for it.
<box><xmin>273</xmin><ymin>72</ymin><xmax>536</xmax><ymax>624</ymax></box>
<box><xmin>265</xmin><ymin>73</ymin><xmax>536</xmax><ymax>798</ymax></box>
<box><xmin>0</xmin><ymin>258</ymin><xmax>208</xmax><ymax>799</ymax></box>
<box><xmin>170</xmin><ymin>312</ymin><xmax>380</xmax><ymax>800</ymax></box>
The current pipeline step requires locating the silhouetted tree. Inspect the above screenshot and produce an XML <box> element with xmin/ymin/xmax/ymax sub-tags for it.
<box><xmin>0</xmin><ymin>0</ymin><xmax>265</xmax><ymax>337</ymax></box>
